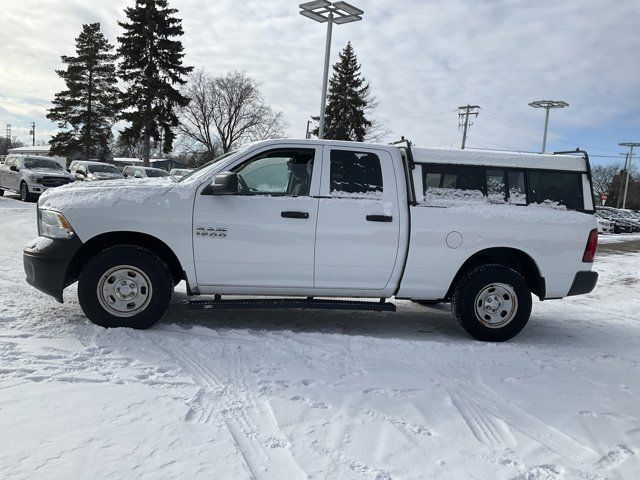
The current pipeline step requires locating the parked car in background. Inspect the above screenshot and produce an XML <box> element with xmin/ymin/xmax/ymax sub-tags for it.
<box><xmin>122</xmin><ymin>166</ymin><xmax>171</xmax><ymax>179</ymax></box>
<box><xmin>0</xmin><ymin>154</ymin><xmax>74</xmax><ymax>202</ymax></box>
<box><xmin>596</xmin><ymin>216</ymin><xmax>614</xmax><ymax>234</ymax></box>
<box><xmin>601</xmin><ymin>207</ymin><xmax>640</xmax><ymax>233</ymax></box>
<box><xmin>597</xmin><ymin>207</ymin><xmax>637</xmax><ymax>233</ymax></box>
<box><xmin>169</xmin><ymin>168</ymin><xmax>193</xmax><ymax>178</ymax></box>
<box><xmin>70</xmin><ymin>161</ymin><xmax>124</xmax><ymax>181</ymax></box>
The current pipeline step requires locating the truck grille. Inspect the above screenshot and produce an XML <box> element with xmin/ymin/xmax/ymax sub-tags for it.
<box><xmin>40</xmin><ymin>177</ymin><xmax>71</xmax><ymax>187</ymax></box>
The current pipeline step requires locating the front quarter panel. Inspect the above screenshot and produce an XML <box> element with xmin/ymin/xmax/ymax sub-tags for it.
<box><xmin>39</xmin><ymin>181</ymin><xmax>198</xmax><ymax>287</ymax></box>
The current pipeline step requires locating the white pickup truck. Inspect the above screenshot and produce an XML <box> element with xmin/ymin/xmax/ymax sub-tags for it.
<box><xmin>0</xmin><ymin>154</ymin><xmax>74</xmax><ymax>201</ymax></box>
<box><xmin>24</xmin><ymin>139</ymin><xmax>599</xmax><ymax>341</ymax></box>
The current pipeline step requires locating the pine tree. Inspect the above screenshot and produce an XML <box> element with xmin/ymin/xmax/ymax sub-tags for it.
<box><xmin>317</xmin><ymin>42</ymin><xmax>373</xmax><ymax>142</ymax></box>
<box><xmin>117</xmin><ymin>0</ymin><xmax>193</xmax><ymax>165</ymax></box>
<box><xmin>47</xmin><ymin>23</ymin><xmax>119</xmax><ymax>161</ymax></box>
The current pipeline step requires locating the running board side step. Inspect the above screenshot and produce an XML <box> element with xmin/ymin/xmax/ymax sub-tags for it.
<box><xmin>187</xmin><ymin>298</ymin><xmax>396</xmax><ymax>312</ymax></box>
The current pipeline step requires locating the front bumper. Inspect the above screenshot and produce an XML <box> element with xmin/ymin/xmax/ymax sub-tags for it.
<box><xmin>27</xmin><ymin>183</ymin><xmax>49</xmax><ymax>194</ymax></box>
<box><xmin>567</xmin><ymin>271</ymin><xmax>599</xmax><ymax>297</ymax></box>
<box><xmin>23</xmin><ymin>235</ymin><xmax>82</xmax><ymax>303</ymax></box>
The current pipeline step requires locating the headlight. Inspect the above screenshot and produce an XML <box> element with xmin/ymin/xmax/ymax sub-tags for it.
<box><xmin>28</xmin><ymin>174</ymin><xmax>41</xmax><ymax>183</ymax></box>
<box><xmin>38</xmin><ymin>209</ymin><xmax>75</xmax><ymax>239</ymax></box>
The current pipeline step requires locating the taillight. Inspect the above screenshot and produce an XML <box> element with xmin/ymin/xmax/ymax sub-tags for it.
<box><xmin>582</xmin><ymin>228</ymin><xmax>598</xmax><ymax>263</ymax></box>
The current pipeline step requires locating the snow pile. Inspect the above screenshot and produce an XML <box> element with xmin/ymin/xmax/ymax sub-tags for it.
<box><xmin>329</xmin><ymin>190</ymin><xmax>384</xmax><ymax>200</ymax></box>
<box><xmin>39</xmin><ymin>178</ymin><xmax>174</xmax><ymax>211</ymax></box>
<box><xmin>418</xmin><ymin>195</ymin><xmax>594</xmax><ymax>224</ymax></box>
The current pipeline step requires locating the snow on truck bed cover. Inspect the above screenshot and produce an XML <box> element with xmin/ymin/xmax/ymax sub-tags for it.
<box><xmin>411</xmin><ymin>147</ymin><xmax>588</xmax><ymax>172</ymax></box>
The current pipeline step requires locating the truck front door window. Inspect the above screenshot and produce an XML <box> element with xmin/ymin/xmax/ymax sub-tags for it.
<box><xmin>232</xmin><ymin>149</ymin><xmax>315</xmax><ymax>196</ymax></box>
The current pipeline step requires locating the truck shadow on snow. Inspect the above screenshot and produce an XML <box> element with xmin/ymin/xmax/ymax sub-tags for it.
<box><xmin>156</xmin><ymin>290</ymin><xmax>570</xmax><ymax>345</ymax></box>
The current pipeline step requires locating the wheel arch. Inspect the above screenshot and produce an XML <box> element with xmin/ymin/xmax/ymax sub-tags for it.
<box><xmin>446</xmin><ymin>247</ymin><xmax>545</xmax><ymax>300</ymax></box>
<box><xmin>67</xmin><ymin>231</ymin><xmax>185</xmax><ymax>287</ymax></box>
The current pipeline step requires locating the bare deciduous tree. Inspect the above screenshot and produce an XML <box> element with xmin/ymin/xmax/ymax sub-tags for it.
<box><xmin>178</xmin><ymin>70</ymin><xmax>286</xmax><ymax>156</ymax></box>
<box><xmin>591</xmin><ymin>164</ymin><xmax>622</xmax><ymax>197</ymax></box>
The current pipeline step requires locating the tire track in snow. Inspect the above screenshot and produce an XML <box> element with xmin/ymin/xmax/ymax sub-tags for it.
<box><xmin>401</xmin><ymin>360</ymin><xmax>598</xmax><ymax>462</ymax></box>
<box><xmin>159</xmin><ymin>341</ymin><xmax>307</xmax><ymax>480</ymax></box>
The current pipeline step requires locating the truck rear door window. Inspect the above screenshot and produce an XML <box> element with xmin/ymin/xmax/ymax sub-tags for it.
<box><xmin>330</xmin><ymin>150</ymin><xmax>383</xmax><ymax>197</ymax></box>
<box><xmin>527</xmin><ymin>171</ymin><xmax>583</xmax><ymax>210</ymax></box>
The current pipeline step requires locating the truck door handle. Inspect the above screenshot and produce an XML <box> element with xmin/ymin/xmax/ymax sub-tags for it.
<box><xmin>281</xmin><ymin>211</ymin><xmax>309</xmax><ymax>219</ymax></box>
<box><xmin>366</xmin><ymin>215</ymin><xmax>393</xmax><ymax>222</ymax></box>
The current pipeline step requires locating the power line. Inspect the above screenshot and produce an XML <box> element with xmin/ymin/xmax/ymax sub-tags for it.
<box><xmin>482</xmin><ymin>108</ymin><xmax>618</xmax><ymax>155</ymax></box>
<box><xmin>458</xmin><ymin>105</ymin><xmax>480</xmax><ymax>149</ymax></box>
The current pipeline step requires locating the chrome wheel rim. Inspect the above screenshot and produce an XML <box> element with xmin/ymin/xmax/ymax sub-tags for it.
<box><xmin>97</xmin><ymin>265</ymin><xmax>152</xmax><ymax>318</ymax></box>
<box><xmin>474</xmin><ymin>282</ymin><xmax>518</xmax><ymax>329</ymax></box>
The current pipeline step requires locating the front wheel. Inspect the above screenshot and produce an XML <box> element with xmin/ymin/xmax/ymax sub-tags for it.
<box><xmin>451</xmin><ymin>264</ymin><xmax>532</xmax><ymax>342</ymax></box>
<box><xmin>78</xmin><ymin>246</ymin><xmax>173</xmax><ymax>329</ymax></box>
<box><xmin>20</xmin><ymin>182</ymin><xmax>32</xmax><ymax>202</ymax></box>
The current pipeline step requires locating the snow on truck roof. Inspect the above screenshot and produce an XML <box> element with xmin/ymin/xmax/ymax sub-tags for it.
<box><xmin>410</xmin><ymin>147</ymin><xmax>587</xmax><ymax>172</ymax></box>
<box><xmin>230</xmin><ymin>139</ymin><xmax>588</xmax><ymax>172</ymax></box>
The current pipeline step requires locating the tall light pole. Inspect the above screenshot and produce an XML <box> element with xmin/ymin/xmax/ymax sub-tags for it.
<box><xmin>29</xmin><ymin>122</ymin><xmax>36</xmax><ymax>146</ymax></box>
<box><xmin>299</xmin><ymin>1</ymin><xmax>364</xmax><ymax>139</ymax></box>
<box><xmin>528</xmin><ymin>100</ymin><xmax>568</xmax><ymax>153</ymax></box>
<box><xmin>618</xmin><ymin>142</ymin><xmax>640</xmax><ymax>209</ymax></box>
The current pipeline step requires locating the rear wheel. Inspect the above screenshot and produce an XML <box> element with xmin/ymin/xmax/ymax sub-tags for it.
<box><xmin>0</xmin><ymin>188</ymin><xmax>4</xmax><ymax>196</ymax></box>
<box><xmin>451</xmin><ymin>264</ymin><xmax>531</xmax><ymax>342</ymax></box>
<box><xmin>78</xmin><ymin>246</ymin><xmax>173</xmax><ymax>329</ymax></box>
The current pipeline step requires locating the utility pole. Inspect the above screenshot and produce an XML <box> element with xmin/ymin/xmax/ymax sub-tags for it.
<box><xmin>29</xmin><ymin>122</ymin><xmax>36</xmax><ymax>146</ymax></box>
<box><xmin>5</xmin><ymin>124</ymin><xmax>10</xmax><ymax>144</ymax></box>
<box><xmin>618</xmin><ymin>142</ymin><xmax>640</xmax><ymax>209</ymax></box>
<box><xmin>458</xmin><ymin>105</ymin><xmax>480</xmax><ymax>149</ymax></box>
<box><xmin>305</xmin><ymin>119</ymin><xmax>312</xmax><ymax>139</ymax></box>
<box><xmin>616</xmin><ymin>151</ymin><xmax>629</xmax><ymax>208</ymax></box>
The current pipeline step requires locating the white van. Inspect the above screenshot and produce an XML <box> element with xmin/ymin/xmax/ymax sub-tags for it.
<box><xmin>24</xmin><ymin>139</ymin><xmax>598</xmax><ymax>341</ymax></box>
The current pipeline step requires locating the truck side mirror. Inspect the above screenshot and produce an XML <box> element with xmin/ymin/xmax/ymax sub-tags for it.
<box><xmin>202</xmin><ymin>172</ymin><xmax>238</xmax><ymax>195</ymax></box>
<box><xmin>10</xmin><ymin>165</ymin><xmax>18</xmax><ymax>172</ymax></box>
<box><xmin>75</xmin><ymin>172</ymin><xmax>85</xmax><ymax>180</ymax></box>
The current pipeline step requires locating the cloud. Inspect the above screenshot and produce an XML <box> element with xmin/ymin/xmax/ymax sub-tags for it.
<box><xmin>0</xmin><ymin>0</ymin><xmax>638</xmax><ymax>156</ymax></box>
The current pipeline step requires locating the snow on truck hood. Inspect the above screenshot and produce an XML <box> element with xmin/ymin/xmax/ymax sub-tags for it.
<box><xmin>39</xmin><ymin>177</ymin><xmax>175</xmax><ymax>211</ymax></box>
<box><xmin>26</xmin><ymin>168</ymin><xmax>71</xmax><ymax>177</ymax></box>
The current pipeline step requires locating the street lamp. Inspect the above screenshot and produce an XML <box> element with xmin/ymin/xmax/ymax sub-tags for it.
<box><xmin>618</xmin><ymin>142</ymin><xmax>640</xmax><ymax>209</ymax></box>
<box><xmin>299</xmin><ymin>1</ymin><xmax>364</xmax><ymax>139</ymax></box>
<box><xmin>528</xmin><ymin>100</ymin><xmax>569</xmax><ymax>153</ymax></box>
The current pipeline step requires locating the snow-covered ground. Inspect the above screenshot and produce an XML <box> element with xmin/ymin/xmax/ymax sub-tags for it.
<box><xmin>1</xmin><ymin>194</ymin><xmax>639</xmax><ymax>480</ymax></box>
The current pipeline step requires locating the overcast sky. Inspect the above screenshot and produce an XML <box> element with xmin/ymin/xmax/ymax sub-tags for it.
<box><xmin>1</xmin><ymin>0</ymin><xmax>639</xmax><ymax>165</ymax></box>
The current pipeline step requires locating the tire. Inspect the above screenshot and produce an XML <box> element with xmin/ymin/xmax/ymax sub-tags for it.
<box><xmin>78</xmin><ymin>246</ymin><xmax>173</xmax><ymax>329</ymax></box>
<box><xmin>451</xmin><ymin>264</ymin><xmax>532</xmax><ymax>342</ymax></box>
<box><xmin>0</xmin><ymin>188</ymin><xmax>4</xmax><ymax>196</ymax></box>
<box><xmin>20</xmin><ymin>182</ymin><xmax>32</xmax><ymax>202</ymax></box>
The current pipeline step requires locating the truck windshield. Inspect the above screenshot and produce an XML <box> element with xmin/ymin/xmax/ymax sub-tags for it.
<box><xmin>24</xmin><ymin>158</ymin><xmax>62</xmax><ymax>170</ymax></box>
<box><xmin>145</xmin><ymin>168</ymin><xmax>170</xmax><ymax>177</ymax></box>
<box><xmin>178</xmin><ymin>147</ymin><xmax>249</xmax><ymax>183</ymax></box>
<box><xmin>88</xmin><ymin>164</ymin><xmax>120</xmax><ymax>174</ymax></box>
